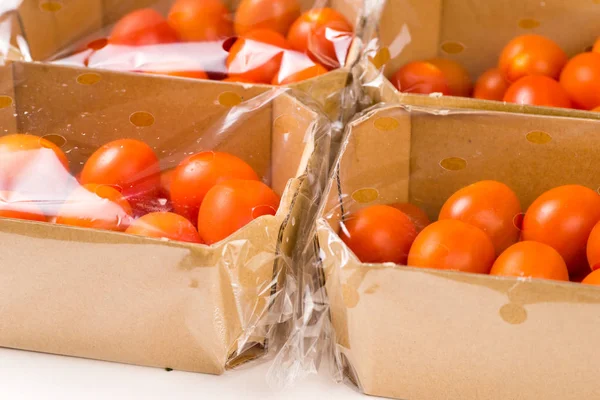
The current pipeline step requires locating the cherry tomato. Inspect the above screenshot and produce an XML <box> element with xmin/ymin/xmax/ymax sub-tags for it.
<box><xmin>80</xmin><ymin>139</ymin><xmax>160</xmax><ymax>213</ymax></box>
<box><xmin>287</xmin><ymin>8</ymin><xmax>353</xmax><ymax>69</ymax></box>
<box><xmin>126</xmin><ymin>212</ymin><xmax>202</xmax><ymax>244</ymax></box>
<box><xmin>339</xmin><ymin>205</ymin><xmax>417</xmax><ymax>264</ymax></box>
<box><xmin>0</xmin><ymin>191</ymin><xmax>46</xmax><ymax>222</ymax></box>
<box><xmin>168</xmin><ymin>0</ymin><xmax>233</xmax><ymax>42</ymax></box>
<box><xmin>427</xmin><ymin>58</ymin><xmax>472</xmax><ymax>97</ymax></box>
<box><xmin>499</xmin><ymin>34</ymin><xmax>567</xmax><ymax>82</ymax></box>
<box><xmin>56</xmin><ymin>184</ymin><xmax>133</xmax><ymax>231</ymax></box>
<box><xmin>503</xmin><ymin>75</ymin><xmax>572</xmax><ymax>108</ymax></box>
<box><xmin>227</xmin><ymin>29</ymin><xmax>289</xmax><ymax>83</ymax></box>
<box><xmin>473</xmin><ymin>68</ymin><xmax>510</xmax><ymax>101</ymax></box>
<box><xmin>439</xmin><ymin>181</ymin><xmax>521</xmax><ymax>255</ymax></box>
<box><xmin>170</xmin><ymin>151</ymin><xmax>259</xmax><ymax>222</ymax></box>
<box><xmin>586</xmin><ymin>220</ymin><xmax>600</xmax><ymax>271</ymax></box>
<box><xmin>522</xmin><ymin>185</ymin><xmax>600</xmax><ymax>277</ymax></box>
<box><xmin>159</xmin><ymin>169</ymin><xmax>174</xmax><ymax>198</ymax></box>
<box><xmin>582</xmin><ymin>269</ymin><xmax>600</xmax><ymax>285</ymax></box>
<box><xmin>146</xmin><ymin>70</ymin><xmax>208</xmax><ymax>79</ymax></box>
<box><xmin>272</xmin><ymin>62</ymin><xmax>327</xmax><ymax>85</ymax></box>
<box><xmin>391</xmin><ymin>61</ymin><xmax>450</xmax><ymax>95</ymax></box>
<box><xmin>197</xmin><ymin>179</ymin><xmax>279</xmax><ymax>244</ymax></box>
<box><xmin>110</xmin><ymin>8</ymin><xmax>179</xmax><ymax>46</ymax></box>
<box><xmin>234</xmin><ymin>0</ymin><xmax>301</xmax><ymax>36</ymax></box>
<box><xmin>490</xmin><ymin>241</ymin><xmax>569</xmax><ymax>281</ymax></box>
<box><xmin>408</xmin><ymin>220</ymin><xmax>495</xmax><ymax>274</ymax></box>
<box><xmin>389</xmin><ymin>203</ymin><xmax>430</xmax><ymax>233</ymax></box>
<box><xmin>559</xmin><ymin>52</ymin><xmax>600</xmax><ymax>110</ymax></box>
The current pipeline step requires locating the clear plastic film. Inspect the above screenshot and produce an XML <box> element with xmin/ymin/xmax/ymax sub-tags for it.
<box><xmin>0</xmin><ymin>59</ymin><xmax>332</xmax><ymax>374</ymax></box>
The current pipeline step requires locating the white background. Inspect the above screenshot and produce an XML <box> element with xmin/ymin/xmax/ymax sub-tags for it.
<box><xmin>0</xmin><ymin>348</ymin><xmax>369</xmax><ymax>399</ymax></box>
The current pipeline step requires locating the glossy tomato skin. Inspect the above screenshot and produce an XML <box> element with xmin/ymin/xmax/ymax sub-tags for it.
<box><xmin>582</xmin><ymin>269</ymin><xmax>600</xmax><ymax>285</ymax></box>
<box><xmin>80</xmin><ymin>139</ymin><xmax>160</xmax><ymax>213</ymax></box>
<box><xmin>499</xmin><ymin>34</ymin><xmax>567</xmax><ymax>82</ymax></box>
<box><xmin>392</xmin><ymin>61</ymin><xmax>450</xmax><ymax>95</ymax></box>
<box><xmin>389</xmin><ymin>203</ymin><xmax>430</xmax><ymax>233</ymax></box>
<box><xmin>226</xmin><ymin>29</ymin><xmax>289</xmax><ymax>83</ymax></box>
<box><xmin>170</xmin><ymin>151</ymin><xmax>259</xmax><ymax>223</ymax></box>
<box><xmin>126</xmin><ymin>212</ymin><xmax>202</xmax><ymax>244</ymax></box>
<box><xmin>408</xmin><ymin>220</ymin><xmax>495</xmax><ymax>274</ymax></box>
<box><xmin>56</xmin><ymin>183</ymin><xmax>133</xmax><ymax>231</ymax></box>
<box><xmin>168</xmin><ymin>0</ymin><xmax>233</xmax><ymax>42</ymax></box>
<box><xmin>559</xmin><ymin>52</ymin><xmax>600</xmax><ymax>110</ymax></box>
<box><xmin>586</xmin><ymin>220</ymin><xmax>600</xmax><ymax>271</ymax></box>
<box><xmin>272</xmin><ymin>62</ymin><xmax>327</xmax><ymax>85</ymax></box>
<box><xmin>522</xmin><ymin>185</ymin><xmax>600</xmax><ymax>277</ymax></box>
<box><xmin>339</xmin><ymin>205</ymin><xmax>417</xmax><ymax>264</ymax></box>
<box><xmin>235</xmin><ymin>0</ymin><xmax>301</xmax><ymax>36</ymax></box>
<box><xmin>0</xmin><ymin>191</ymin><xmax>46</xmax><ymax>222</ymax></box>
<box><xmin>427</xmin><ymin>58</ymin><xmax>472</xmax><ymax>97</ymax></box>
<box><xmin>110</xmin><ymin>8</ymin><xmax>179</xmax><ymax>46</ymax></box>
<box><xmin>287</xmin><ymin>8</ymin><xmax>353</xmax><ymax>69</ymax></box>
<box><xmin>473</xmin><ymin>68</ymin><xmax>510</xmax><ymax>101</ymax></box>
<box><xmin>197</xmin><ymin>179</ymin><xmax>279</xmax><ymax>244</ymax></box>
<box><xmin>593</xmin><ymin>37</ymin><xmax>600</xmax><ymax>54</ymax></box>
<box><xmin>503</xmin><ymin>75</ymin><xmax>572</xmax><ymax>108</ymax></box>
<box><xmin>490</xmin><ymin>241</ymin><xmax>569</xmax><ymax>281</ymax></box>
<box><xmin>439</xmin><ymin>180</ymin><xmax>522</xmax><ymax>255</ymax></box>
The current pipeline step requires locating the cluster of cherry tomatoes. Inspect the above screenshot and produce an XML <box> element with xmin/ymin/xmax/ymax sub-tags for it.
<box><xmin>340</xmin><ymin>181</ymin><xmax>600</xmax><ymax>286</ymax></box>
<box><xmin>392</xmin><ymin>34</ymin><xmax>600</xmax><ymax>111</ymax></box>
<box><xmin>0</xmin><ymin>134</ymin><xmax>279</xmax><ymax>245</ymax></box>
<box><xmin>64</xmin><ymin>0</ymin><xmax>354</xmax><ymax>85</ymax></box>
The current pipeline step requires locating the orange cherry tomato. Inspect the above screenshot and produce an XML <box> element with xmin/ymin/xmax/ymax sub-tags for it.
<box><xmin>272</xmin><ymin>62</ymin><xmax>327</xmax><ymax>85</ymax></box>
<box><xmin>427</xmin><ymin>58</ymin><xmax>472</xmax><ymax>97</ymax></box>
<box><xmin>339</xmin><ymin>205</ymin><xmax>417</xmax><ymax>264</ymax></box>
<box><xmin>80</xmin><ymin>139</ymin><xmax>160</xmax><ymax>213</ymax></box>
<box><xmin>391</xmin><ymin>61</ymin><xmax>450</xmax><ymax>95</ymax></box>
<box><xmin>170</xmin><ymin>151</ymin><xmax>259</xmax><ymax>223</ymax></box>
<box><xmin>389</xmin><ymin>203</ymin><xmax>430</xmax><ymax>233</ymax></box>
<box><xmin>56</xmin><ymin>184</ymin><xmax>133</xmax><ymax>231</ymax></box>
<box><xmin>287</xmin><ymin>8</ymin><xmax>353</xmax><ymax>69</ymax></box>
<box><xmin>522</xmin><ymin>185</ymin><xmax>600</xmax><ymax>277</ymax></box>
<box><xmin>473</xmin><ymin>68</ymin><xmax>510</xmax><ymax>101</ymax></box>
<box><xmin>227</xmin><ymin>29</ymin><xmax>289</xmax><ymax>84</ymax></box>
<box><xmin>559</xmin><ymin>52</ymin><xmax>600</xmax><ymax>110</ymax></box>
<box><xmin>503</xmin><ymin>75</ymin><xmax>572</xmax><ymax>108</ymax></box>
<box><xmin>168</xmin><ymin>0</ymin><xmax>233</xmax><ymax>42</ymax></box>
<box><xmin>234</xmin><ymin>0</ymin><xmax>301</xmax><ymax>36</ymax></box>
<box><xmin>408</xmin><ymin>220</ymin><xmax>495</xmax><ymax>274</ymax></box>
<box><xmin>197</xmin><ymin>179</ymin><xmax>279</xmax><ymax>244</ymax></box>
<box><xmin>593</xmin><ymin>37</ymin><xmax>600</xmax><ymax>54</ymax></box>
<box><xmin>126</xmin><ymin>212</ymin><xmax>202</xmax><ymax>244</ymax></box>
<box><xmin>0</xmin><ymin>191</ymin><xmax>46</xmax><ymax>222</ymax></box>
<box><xmin>582</xmin><ymin>269</ymin><xmax>600</xmax><ymax>285</ymax></box>
<box><xmin>498</xmin><ymin>34</ymin><xmax>567</xmax><ymax>82</ymax></box>
<box><xmin>159</xmin><ymin>169</ymin><xmax>174</xmax><ymax>198</ymax></box>
<box><xmin>586</xmin><ymin>220</ymin><xmax>600</xmax><ymax>271</ymax></box>
<box><xmin>439</xmin><ymin>180</ymin><xmax>522</xmax><ymax>255</ymax></box>
<box><xmin>146</xmin><ymin>70</ymin><xmax>208</xmax><ymax>79</ymax></box>
<box><xmin>110</xmin><ymin>8</ymin><xmax>179</xmax><ymax>46</ymax></box>
<box><xmin>490</xmin><ymin>241</ymin><xmax>569</xmax><ymax>281</ymax></box>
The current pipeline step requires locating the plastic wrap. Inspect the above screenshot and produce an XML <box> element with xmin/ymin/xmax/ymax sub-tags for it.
<box><xmin>0</xmin><ymin>59</ymin><xmax>332</xmax><ymax>374</ymax></box>
<box><xmin>0</xmin><ymin>1</ymin><xmax>31</xmax><ymax>63</ymax></box>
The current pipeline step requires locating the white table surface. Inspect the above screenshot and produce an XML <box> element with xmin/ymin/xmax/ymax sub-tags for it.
<box><xmin>0</xmin><ymin>348</ymin><xmax>369</xmax><ymax>400</ymax></box>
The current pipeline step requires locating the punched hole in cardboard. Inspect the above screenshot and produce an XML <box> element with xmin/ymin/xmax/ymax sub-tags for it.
<box><xmin>130</xmin><ymin>111</ymin><xmax>155</xmax><ymax>127</ymax></box>
<box><xmin>526</xmin><ymin>131</ymin><xmax>552</xmax><ymax>144</ymax></box>
<box><xmin>39</xmin><ymin>1</ymin><xmax>62</xmax><ymax>12</ymax></box>
<box><xmin>218</xmin><ymin>92</ymin><xmax>243</xmax><ymax>107</ymax></box>
<box><xmin>0</xmin><ymin>96</ymin><xmax>13</xmax><ymax>109</ymax></box>
<box><xmin>76</xmin><ymin>73</ymin><xmax>101</xmax><ymax>85</ymax></box>
<box><xmin>440</xmin><ymin>41</ymin><xmax>465</xmax><ymax>55</ymax></box>
<box><xmin>351</xmin><ymin>188</ymin><xmax>379</xmax><ymax>204</ymax></box>
<box><xmin>440</xmin><ymin>157</ymin><xmax>467</xmax><ymax>171</ymax></box>
<box><xmin>369</xmin><ymin>47</ymin><xmax>391</xmax><ymax>70</ymax></box>
<box><xmin>373</xmin><ymin>116</ymin><xmax>399</xmax><ymax>131</ymax></box>
<box><xmin>40</xmin><ymin>134</ymin><xmax>66</xmax><ymax>148</ymax></box>
<box><xmin>518</xmin><ymin>18</ymin><xmax>541</xmax><ymax>29</ymax></box>
<box><xmin>499</xmin><ymin>303</ymin><xmax>528</xmax><ymax>325</ymax></box>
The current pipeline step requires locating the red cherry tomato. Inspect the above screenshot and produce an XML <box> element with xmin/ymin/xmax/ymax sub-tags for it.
<box><xmin>168</xmin><ymin>0</ymin><xmax>233</xmax><ymax>42</ymax></box>
<box><xmin>227</xmin><ymin>29</ymin><xmax>289</xmax><ymax>83</ymax></box>
<box><xmin>582</xmin><ymin>269</ymin><xmax>600</xmax><ymax>285</ymax></box>
<box><xmin>473</xmin><ymin>68</ymin><xmax>510</xmax><ymax>101</ymax></box>
<box><xmin>427</xmin><ymin>58</ymin><xmax>472</xmax><ymax>97</ymax></box>
<box><xmin>80</xmin><ymin>139</ymin><xmax>160</xmax><ymax>213</ymax></box>
<box><xmin>439</xmin><ymin>180</ymin><xmax>522</xmax><ymax>255</ymax></box>
<box><xmin>197</xmin><ymin>179</ymin><xmax>279</xmax><ymax>244</ymax></box>
<box><xmin>586</xmin><ymin>220</ymin><xmax>600</xmax><ymax>271</ymax></box>
<box><xmin>272</xmin><ymin>62</ymin><xmax>327</xmax><ymax>85</ymax></box>
<box><xmin>499</xmin><ymin>34</ymin><xmax>567</xmax><ymax>82</ymax></box>
<box><xmin>56</xmin><ymin>184</ymin><xmax>133</xmax><ymax>231</ymax></box>
<box><xmin>110</xmin><ymin>8</ymin><xmax>179</xmax><ymax>46</ymax></box>
<box><xmin>0</xmin><ymin>191</ymin><xmax>46</xmax><ymax>222</ymax></box>
<box><xmin>159</xmin><ymin>169</ymin><xmax>174</xmax><ymax>198</ymax></box>
<box><xmin>170</xmin><ymin>151</ymin><xmax>259</xmax><ymax>222</ymax></box>
<box><xmin>126</xmin><ymin>212</ymin><xmax>202</xmax><ymax>244</ymax></box>
<box><xmin>490</xmin><ymin>241</ymin><xmax>569</xmax><ymax>281</ymax></box>
<box><xmin>408</xmin><ymin>220</ymin><xmax>495</xmax><ymax>274</ymax></box>
<box><xmin>287</xmin><ymin>8</ymin><xmax>353</xmax><ymax>69</ymax></box>
<box><xmin>559</xmin><ymin>52</ymin><xmax>600</xmax><ymax>110</ymax></box>
<box><xmin>339</xmin><ymin>205</ymin><xmax>417</xmax><ymax>264</ymax></box>
<box><xmin>391</xmin><ymin>61</ymin><xmax>450</xmax><ymax>95</ymax></box>
<box><xmin>522</xmin><ymin>185</ymin><xmax>600</xmax><ymax>277</ymax></box>
<box><xmin>389</xmin><ymin>203</ymin><xmax>430</xmax><ymax>233</ymax></box>
<box><xmin>503</xmin><ymin>75</ymin><xmax>572</xmax><ymax>108</ymax></box>
<box><xmin>234</xmin><ymin>0</ymin><xmax>301</xmax><ymax>36</ymax></box>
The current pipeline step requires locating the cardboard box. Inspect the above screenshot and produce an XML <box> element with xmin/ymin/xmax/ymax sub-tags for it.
<box><xmin>0</xmin><ymin>60</ymin><xmax>330</xmax><ymax>374</ymax></box>
<box><xmin>318</xmin><ymin>104</ymin><xmax>600</xmax><ymax>399</ymax></box>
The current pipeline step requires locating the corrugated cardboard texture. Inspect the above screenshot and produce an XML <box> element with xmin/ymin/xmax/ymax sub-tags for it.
<box><xmin>0</xmin><ymin>61</ymin><xmax>321</xmax><ymax>374</ymax></box>
<box><xmin>320</xmin><ymin>105</ymin><xmax>600</xmax><ymax>399</ymax></box>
